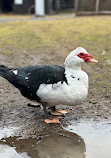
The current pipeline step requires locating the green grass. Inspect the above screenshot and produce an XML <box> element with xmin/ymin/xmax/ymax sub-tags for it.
<box><xmin>0</xmin><ymin>15</ymin><xmax>111</xmax><ymax>96</ymax></box>
<box><xmin>0</xmin><ymin>16</ymin><xmax>111</xmax><ymax>54</ymax></box>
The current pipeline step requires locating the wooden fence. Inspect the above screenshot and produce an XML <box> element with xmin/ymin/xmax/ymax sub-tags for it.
<box><xmin>75</xmin><ymin>0</ymin><xmax>111</xmax><ymax>15</ymax></box>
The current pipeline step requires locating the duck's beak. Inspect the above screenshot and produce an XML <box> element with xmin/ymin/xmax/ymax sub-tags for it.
<box><xmin>85</xmin><ymin>54</ymin><xmax>99</xmax><ymax>63</ymax></box>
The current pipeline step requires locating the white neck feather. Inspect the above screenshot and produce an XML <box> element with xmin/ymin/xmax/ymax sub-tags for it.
<box><xmin>64</xmin><ymin>52</ymin><xmax>83</xmax><ymax>71</ymax></box>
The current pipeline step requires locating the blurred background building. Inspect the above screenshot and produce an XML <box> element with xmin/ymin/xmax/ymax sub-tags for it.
<box><xmin>0</xmin><ymin>0</ymin><xmax>74</xmax><ymax>15</ymax></box>
<box><xmin>0</xmin><ymin>0</ymin><xmax>111</xmax><ymax>16</ymax></box>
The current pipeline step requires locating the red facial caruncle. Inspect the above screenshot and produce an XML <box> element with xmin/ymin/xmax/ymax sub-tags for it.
<box><xmin>77</xmin><ymin>53</ymin><xmax>98</xmax><ymax>63</ymax></box>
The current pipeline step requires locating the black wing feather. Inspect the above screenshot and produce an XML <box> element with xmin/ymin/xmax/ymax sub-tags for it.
<box><xmin>25</xmin><ymin>65</ymin><xmax>67</xmax><ymax>84</ymax></box>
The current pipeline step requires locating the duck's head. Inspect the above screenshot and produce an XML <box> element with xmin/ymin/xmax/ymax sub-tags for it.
<box><xmin>64</xmin><ymin>47</ymin><xmax>98</xmax><ymax>69</ymax></box>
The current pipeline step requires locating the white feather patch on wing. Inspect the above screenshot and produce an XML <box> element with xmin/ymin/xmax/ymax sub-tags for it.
<box><xmin>12</xmin><ymin>70</ymin><xmax>18</xmax><ymax>75</ymax></box>
<box><xmin>25</xmin><ymin>77</ymin><xmax>28</xmax><ymax>80</ymax></box>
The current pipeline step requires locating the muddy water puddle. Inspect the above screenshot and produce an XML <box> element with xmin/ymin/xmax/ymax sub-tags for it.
<box><xmin>65</xmin><ymin>121</ymin><xmax>111</xmax><ymax>158</ymax></box>
<box><xmin>0</xmin><ymin>126</ymin><xmax>85</xmax><ymax>158</ymax></box>
<box><xmin>0</xmin><ymin>121</ymin><xmax>111</xmax><ymax>158</ymax></box>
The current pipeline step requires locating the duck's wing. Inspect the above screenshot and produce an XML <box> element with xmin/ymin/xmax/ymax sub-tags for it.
<box><xmin>7</xmin><ymin>65</ymin><xmax>67</xmax><ymax>101</ymax></box>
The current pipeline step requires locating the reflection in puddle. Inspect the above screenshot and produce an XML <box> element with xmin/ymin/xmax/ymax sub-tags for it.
<box><xmin>0</xmin><ymin>127</ymin><xmax>18</xmax><ymax>140</ymax></box>
<box><xmin>0</xmin><ymin>144</ymin><xmax>30</xmax><ymax>158</ymax></box>
<box><xmin>0</xmin><ymin>127</ymin><xmax>85</xmax><ymax>158</ymax></box>
<box><xmin>33</xmin><ymin>135</ymin><xmax>85</xmax><ymax>158</ymax></box>
<box><xmin>0</xmin><ymin>127</ymin><xmax>30</xmax><ymax>158</ymax></box>
<box><xmin>65</xmin><ymin>121</ymin><xmax>111</xmax><ymax>158</ymax></box>
<box><xmin>1</xmin><ymin>121</ymin><xmax>110</xmax><ymax>158</ymax></box>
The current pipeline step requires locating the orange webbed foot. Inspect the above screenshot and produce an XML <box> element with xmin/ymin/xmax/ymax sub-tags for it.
<box><xmin>51</xmin><ymin>110</ymin><xmax>69</xmax><ymax>116</ymax></box>
<box><xmin>44</xmin><ymin>117</ymin><xmax>61</xmax><ymax>124</ymax></box>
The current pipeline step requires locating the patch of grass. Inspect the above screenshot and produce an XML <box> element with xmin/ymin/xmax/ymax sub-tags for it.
<box><xmin>0</xmin><ymin>16</ymin><xmax>111</xmax><ymax>54</ymax></box>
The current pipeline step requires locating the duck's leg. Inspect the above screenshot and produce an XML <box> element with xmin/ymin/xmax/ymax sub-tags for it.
<box><xmin>50</xmin><ymin>106</ymin><xmax>56</xmax><ymax>111</ymax></box>
<box><xmin>42</xmin><ymin>103</ymin><xmax>48</xmax><ymax>118</ymax></box>
<box><xmin>43</xmin><ymin>104</ymin><xmax>61</xmax><ymax>124</ymax></box>
<box><xmin>50</xmin><ymin>106</ymin><xmax>69</xmax><ymax>116</ymax></box>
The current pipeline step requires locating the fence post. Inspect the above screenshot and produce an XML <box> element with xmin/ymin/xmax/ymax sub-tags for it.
<box><xmin>35</xmin><ymin>0</ymin><xmax>45</xmax><ymax>16</ymax></box>
<box><xmin>74</xmin><ymin>0</ymin><xmax>78</xmax><ymax>15</ymax></box>
<box><xmin>95</xmin><ymin>0</ymin><xmax>100</xmax><ymax>13</ymax></box>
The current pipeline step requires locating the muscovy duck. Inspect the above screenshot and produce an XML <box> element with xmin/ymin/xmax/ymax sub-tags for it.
<box><xmin>0</xmin><ymin>47</ymin><xmax>98</xmax><ymax>123</ymax></box>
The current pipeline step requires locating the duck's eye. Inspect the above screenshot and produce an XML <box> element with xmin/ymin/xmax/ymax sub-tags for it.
<box><xmin>80</xmin><ymin>53</ymin><xmax>84</xmax><ymax>56</ymax></box>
